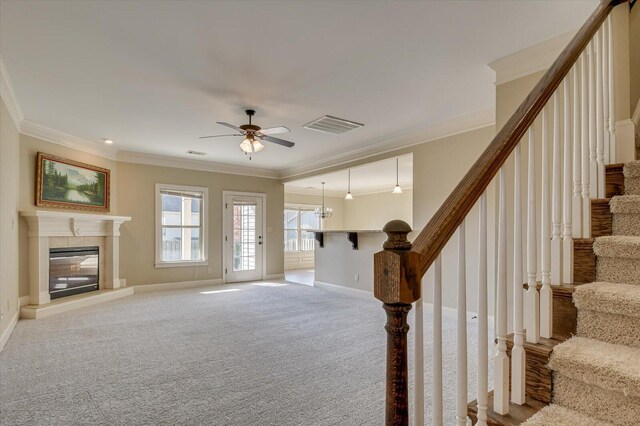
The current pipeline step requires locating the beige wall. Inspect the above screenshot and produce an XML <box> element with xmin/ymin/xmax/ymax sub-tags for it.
<box><xmin>343</xmin><ymin>189</ymin><xmax>412</xmax><ymax>230</ymax></box>
<box><xmin>16</xmin><ymin>135</ymin><xmax>284</xmax><ymax>295</ymax></box>
<box><xmin>117</xmin><ymin>162</ymin><xmax>284</xmax><ymax>285</ymax></box>
<box><xmin>0</xmin><ymin>96</ymin><xmax>21</xmax><ymax>346</ymax></box>
<box><xmin>18</xmin><ymin>135</ymin><xmax>119</xmax><ymax>297</ymax></box>
<box><xmin>631</xmin><ymin>3</ymin><xmax>640</xmax><ymax>120</ymax></box>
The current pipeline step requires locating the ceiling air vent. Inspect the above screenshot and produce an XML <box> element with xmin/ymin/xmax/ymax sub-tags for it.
<box><xmin>187</xmin><ymin>150</ymin><xmax>207</xmax><ymax>156</ymax></box>
<box><xmin>303</xmin><ymin>115</ymin><xmax>364</xmax><ymax>135</ymax></box>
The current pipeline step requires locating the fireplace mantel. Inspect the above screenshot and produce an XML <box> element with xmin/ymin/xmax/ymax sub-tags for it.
<box><xmin>20</xmin><ymin>210</ymin><xmax>131</xmax><ymax>306</ymax></box>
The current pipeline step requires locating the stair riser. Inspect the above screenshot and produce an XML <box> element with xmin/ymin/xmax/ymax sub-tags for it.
<box><xmin>553</xmin><ymin>374</ymin><xmax>640</xmax><ymax>426</ymax></box>
<box><xmin>577</xmin><ymin>310</ymin><xmax>640</xmax><ymax>348</ymax></box>
<box><xmin>625</xmin><ymin>177</ymin><xmax>640</xmax><ymax>196</ymax></box>
<box><xmin>613</xmin><ymin>213</ymin><xmax>640</xmax><ymax>236</ymax></box>
<box><xmin>597</xmin><ymin>257</ymin><xmax>640</xmax><ymax>285</ymax></box>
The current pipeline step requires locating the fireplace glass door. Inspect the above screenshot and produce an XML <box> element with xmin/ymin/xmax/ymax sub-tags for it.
<box><xmin>49</xmin><ymin>247</ymin><xmax>99</xmax><ymax>299</ymax></box>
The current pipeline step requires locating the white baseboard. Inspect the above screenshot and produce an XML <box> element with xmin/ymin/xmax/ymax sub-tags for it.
<box><xmin>133</xmin><ymin>278</ymin><xmax>224</xmax><ymax>294</ymax></box>
<box><xmin>313</xmin><ymin>281</ymin><xmax>373</xmax><ymax>298</ymax></box>
<box><xmin>0</xmin><ymin>311</ymin><xmax>19</xmax><ymax>352</ymax></box>
<box><xmin>264</xmin><ymin>273</ymin><xmax>285</xmax><ymax>280</ymax></box>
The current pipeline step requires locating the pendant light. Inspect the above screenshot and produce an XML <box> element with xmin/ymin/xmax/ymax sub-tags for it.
<box><xmin>345</xmin><ymin>169</ymin><xmax>354</xmax><ymax>200</ymax></box>
<box><xmin>393</xmin><ymin>157</ymin><xmax>402</xmax><ymax>194</ymax></box>
<box><xmin>314</xmin><ymin>182</ymin><xmax>333</xmax><ymax>219</ymax></box>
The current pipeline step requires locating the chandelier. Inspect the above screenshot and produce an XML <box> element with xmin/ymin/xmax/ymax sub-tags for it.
<box><xmin>314</xmin><ymin>182</ymin><xmax>333</xmax><ymax>219</ymax></box>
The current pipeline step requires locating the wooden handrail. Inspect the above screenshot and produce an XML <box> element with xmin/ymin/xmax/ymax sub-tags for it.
<box><xmin>411</xmin><ymin>0</ymin><xmax>626</xmax><ymax>278</ymax></box>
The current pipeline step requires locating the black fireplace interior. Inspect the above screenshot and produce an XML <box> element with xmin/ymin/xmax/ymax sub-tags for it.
<box><xmin>49</xmin><ymin>247</ymin><xmax>99</xmax><ymax>299</ymax></box>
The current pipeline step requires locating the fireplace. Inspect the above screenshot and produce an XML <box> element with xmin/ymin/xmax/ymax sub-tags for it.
<box><xmin>49</xmin><ymin>247</ymin><xmax>99</xmax><ymax>299</ymax></box>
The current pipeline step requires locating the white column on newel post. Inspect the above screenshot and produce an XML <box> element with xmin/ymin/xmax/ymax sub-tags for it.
<box><xmin>572</xmin><ymin>63</ymin><xmax>583</xmax><ymax>239</ymax></box>
<box><xmin>494</xmin><ymin>167</ymin><xmax>509</xmax><ymax>416</ymax></box>
<box><xmin>511</xmin><ymin>143</ymin><xmax>526</xmax><ymax>405</ymax></box>
<box><xmin>595</xmin><ymin>28</ymin><xmax>606</xmax><ymax>197</ymax></box>
<box><xmin>526</xmin><ymin>127</ymin><xmax>540</xmax><ymax>344</ymax></box>
<box><xmin>562</xmin><ymin>77</ymin><xmax>574</xmax><ymax>284</ymax></box>
<box><xmin>551</xmin><ymin>92</ymin><xmax>563</xmax><ymax>285</ymax></box>
<box><xmin>581</xmin><ymin>53</ymin><xmax>591</xmax><ymax>238</ymax></box>
<box><xmin>541</xmin><ymin>106</ymin><xmax>553</xmax><ymax>339</ymax></box>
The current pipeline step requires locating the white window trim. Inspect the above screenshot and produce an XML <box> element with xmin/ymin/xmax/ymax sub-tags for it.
<box><xmin>284</xmin><ymin>203</ymin><xmax>321</xmax><ymax>253</ymax></box>
<box><xmin>155</xmin><ymin>183</ymin><xmax>209</xmax><ymax>268</ymax></box>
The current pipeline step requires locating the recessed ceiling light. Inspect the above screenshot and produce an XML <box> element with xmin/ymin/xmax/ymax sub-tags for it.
<box><xmin>103</xmin><ymin>139</ymin><xmax>113</xmax><ymax>145</ymax></box>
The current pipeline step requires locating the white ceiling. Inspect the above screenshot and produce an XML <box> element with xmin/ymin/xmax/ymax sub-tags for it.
<box><xmin>0</xmin><ymin>0</ymin><xmax>598</xmax><ymax>176</ymax></box>
<box><xmin>285</xmin><ymin>154</ymin><xmax>413</xmax><ymax>197</ymax></box>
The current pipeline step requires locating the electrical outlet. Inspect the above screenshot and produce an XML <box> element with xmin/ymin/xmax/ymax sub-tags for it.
<box><xmin>354</xmin><ymin>274</ymin><xmax>359</xmax><ymax>282</ymax></box>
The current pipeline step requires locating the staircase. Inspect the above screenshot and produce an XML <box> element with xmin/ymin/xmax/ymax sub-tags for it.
<box><xmin>372</xmin><ymin>1</ymin><xmax>637</xmax><ymax>425</ymax></box>
<box><xmin>523</xmin><ymin>161</ymin><xmax>640</xmax><ymax>425</ymax></box>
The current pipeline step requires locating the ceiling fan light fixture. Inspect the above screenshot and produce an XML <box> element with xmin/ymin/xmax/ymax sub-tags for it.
<box><xmin>240</xmin><ymin>138</ymin><xmax>253</xmax><ymax>153</ymax></box>
<box><xmin>252</xmin><ymin>139</ymin><xmax>264</xmax><ymax>152</ymax></box>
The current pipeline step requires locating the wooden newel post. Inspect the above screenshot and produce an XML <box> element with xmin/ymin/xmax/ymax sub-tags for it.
<box><xmin>374</xmin><ymin>220</ymin><xmax>421</xmax><ymax>426</ymax></box>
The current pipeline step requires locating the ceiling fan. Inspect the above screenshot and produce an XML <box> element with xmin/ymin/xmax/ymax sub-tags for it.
<box><xmin>199</xmin><ymin>109</ymin><xmax>295</xmax><ymax>154</ymax></box>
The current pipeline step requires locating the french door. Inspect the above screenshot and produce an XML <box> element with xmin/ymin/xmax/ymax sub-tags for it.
<box><xmin>223</xmin><ymin>193</ymin><xmax>264</xmax><ymax>283</ymax></box>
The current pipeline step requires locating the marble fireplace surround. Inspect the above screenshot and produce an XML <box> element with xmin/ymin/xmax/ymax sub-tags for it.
<box><xmin>20</xmin><ymin>210</ymin><xmax>131</xmax><ymax>306</ymax></box>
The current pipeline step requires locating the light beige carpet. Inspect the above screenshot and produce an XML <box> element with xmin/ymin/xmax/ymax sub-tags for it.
<box><xmin>526</xmin><ymin>161</ymin><xmax>640</xmax><ymax>425</ymax></box>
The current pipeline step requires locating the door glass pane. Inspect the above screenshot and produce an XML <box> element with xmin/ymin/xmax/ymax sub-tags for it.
<box><xmin>233</xmin><ymin>202</ymin><xmax>257</xmax><ymax>272</ymax></box>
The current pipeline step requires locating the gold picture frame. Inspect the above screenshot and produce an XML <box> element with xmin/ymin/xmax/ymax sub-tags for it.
<box><xmin>36</xmin><ymin>152</ymin><xmax>110</xmax><ymax>212</ymax></box>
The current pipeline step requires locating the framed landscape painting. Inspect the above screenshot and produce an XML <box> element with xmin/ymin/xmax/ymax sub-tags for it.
<box><xmin>36</xmin><ymin>152</ymin><xmax>110</xmax><ymax>212</ymax></box>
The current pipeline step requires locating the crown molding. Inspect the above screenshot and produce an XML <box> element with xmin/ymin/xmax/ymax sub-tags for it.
<box><xmin>20</xmin><ymin>120</ymin><xmax>119</xmax><ymax>160</ymax></box>
<box><xmin>489</xmin><ymin>30</ymin><xmax>577</xmax><ymax>86</ymax></box>
<box><xmin>280</xmin><ymin>108</ymin><xmax>495</xmax><ymax>180</ymax></box>
<box><xmin>0</xmin><ymin>55</ymin><xmax>24</xmax><ymax>130</ymax></box>
<box><xmin>117</xmin><ymin>150</ymin><xmax>281</xmax><ymax>179</ymax></box>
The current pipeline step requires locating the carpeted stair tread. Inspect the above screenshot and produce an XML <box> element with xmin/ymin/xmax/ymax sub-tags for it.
<box><xmin>625</xmin><ymin>161</ymin><xmax>640</xmax><ymax>195</ymax></box>
<box><xmin>522</xmin><ymin>404</ymin><xmax>613</xmax><ymax>426</ymax></box>
<box><xmin>610</xmin><ymin>195</ymin><xmax>640</xmax><ymax>236</ymax></box>
<box><xmin>609</xmin><ymin>195</ymin><xmax>640</xmax><ymax>213</ymax></box>
<box><xmin>548</xmin><ymin>336</ymin><xmax>640</xmax><ymax>399</ymax></box>
<box><xmin>593</xmin><ymin>235</ymin><xmax>640</xmax><ymax>259</ymax></box>
<box><xmin>573</xmin><ymin>282</ymin><xmax>640</xmax><ymax>318</ymax></box>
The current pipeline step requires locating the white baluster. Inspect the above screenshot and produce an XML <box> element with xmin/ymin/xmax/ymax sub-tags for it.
<box><xmin>456</xmin><ymin>223</ymin><xmax>468</xmax><ymax>426</ymax></box>
<box><xmin>581</xmin><ymin>52</ymin><xmax>591</xmax><ymax>238</ymax></box>
<box><xmin>541</xmin><ymin>106</ymin><xmax>553</xmax><ymax>339</ymax></box>
<box><xmin>433</xmin><ymin>255</ymin><xmax>443</xmax><ymax>426</ymax></box>
<box><xmin>563</xmin><ymin>78</ymin><xmax>574</xmax><ymax>284</ymax></box>
<box><xmin>572</xmin><ymin>63</ymin><xmax>583</xmax><ymax>239</ymax></box>
<box><xmin>526</xmin><ymin>127</ymin><xmax>540</xmax><ymax>344</ymax></box>
<box><xmin>607</xmin><ymin>16</ymin><xmax>616</xmax><ymax>163</ymax></box>
<box><xmin>512</xmin><ymin>144</ymin><xmax>526</xmax><ymax>405</ymax></box>
<box><xmin>414</xmin><ymin>290</ymin><xmax>424</xmax><ymax>425</ymax></box>
<box><xmin>589</xmin><ymin>41</ymin><xmax>598</xmax><ymax>199</ymax></box>
<box><xmin>551</xmin><ymin>92</ymin><xmax>563</xmax><ymax>285</ymax></box>
<box><xmin>494</xmin><ymin>168</ymin><xmax>509</xmax><ymax>415</ymax></box>
<box><xmin>477</xmin><ymin>193</ymin><xmax>489</xmax><ymax>426</ymax></box>
<box><xmin>596</xmin><ymin>29</ymin><xmax>605</xmax><ymax>197</ymax></box>
<box><xmin>602</xmin><ymin>21</ymin><xmax>611</xmax><ymax>165</ymax></box>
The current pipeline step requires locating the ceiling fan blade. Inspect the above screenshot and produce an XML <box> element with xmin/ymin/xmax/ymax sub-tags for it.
<box><xmin>216</xmin><ymin>122</ymin><xmax>245</xmax><ymax>133</ymax></box>
<box><xmin>258</xmin><ymin>126</ymin><xmax>290</xmax><ymax>135</ymax></box>
<box><xmin>199</xmin><ymin>133</ymin><xmax>243</xmax><ymax>139</ymax></box>
<box><xmin>259</xmin><ymin>135</ymin><xmax>295</xmax><ymax>148</ymax></box>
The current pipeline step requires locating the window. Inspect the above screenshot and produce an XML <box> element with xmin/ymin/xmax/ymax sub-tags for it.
<box><xmin>284</xmin><ymin>206</ymin><xmax>320</xmax><ymax>252</ymax></box>
<box><xmin>155</xmin><ymin>184</ymin><xmax>208</xmax><ymax>267</ymax></box>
